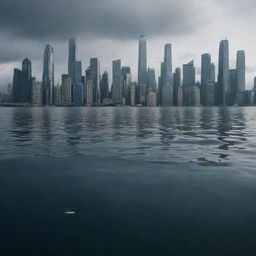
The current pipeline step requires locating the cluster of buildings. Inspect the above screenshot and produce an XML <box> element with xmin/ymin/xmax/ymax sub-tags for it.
<box><xmin>2</xmin><ymin>36</ymin><xmax>256</xmax><ymax>107</ymax></box>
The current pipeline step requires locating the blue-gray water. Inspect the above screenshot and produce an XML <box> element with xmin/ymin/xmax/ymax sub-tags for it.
<box><xmin>1</xmin><ymin>107</ymin><xmax>256</xmax><ymax>256</ymax></box>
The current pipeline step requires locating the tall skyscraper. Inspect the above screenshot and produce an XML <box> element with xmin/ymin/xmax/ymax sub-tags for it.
<box><xmin>13</xmin><ymin>68</ymin><xmax>29</xmax><ymax>103</ymax></box>
<box><xmin>161</xmin><ymin>44</ymin><xmax>173</xmax><ymax>106</ymax></box>
<box><xmin>236</xmin><ymin>50</ymin><xmax>245</xmax><ymax>93</ymax></box>
<box><xmin>173</xmin><ymin>67</ymin><xmax>183</xmax><ymax>106</ymax></box>
<box><xmin>217</xmin><ymin>40</ymin><xmax>230</xmax><ymax>105</ymax></box>
<box><xmin>112</xmin><ymin>59</ymin><xmax>122</xmax><ymax>105</ymax></box>
<box><xmin>68</xmin><ymin>38</ymin><xmax>76</xmax><ymax>83</ymax></box>
<box><xmin>31</xmin><ymin>77</ymin><xmax>43</xmax><ymax>105</ymax></box>
<box><xmin>42</xmin><ymin>44</ymin><xmax>54</xmax><ymax>105</ymax></box>
<box><xmin>229</xmin><ymin>69</ymin><xmax>237</xmax><ymax>102</ymax></box>
<box><xmin>62</xmin><ymin>74</ymin><xmax>72</xmax><ymax>105</ymax></box>
<box><xmin>22</xmin><ymin>57</ymin><xmax>32</xmax><ymax>103</ymax></box>
<box><xmin>201</xmin><ymin>53</ymin><xmax>211</xmax><ymax>105</ymax></box>
<box><xmin>138</xmin><ymin>35</ymin><xmax>147</xmax><ymax>86</ymax></box>
<box><xmin>183</xmin><ymin>61</ymin><xmax>195</xmax><ymax>88</ymax></box>
<box><xmin>101</xmin><ymin>71</ymin><xmax>109</xmax><ymax>102</ymax></box>
<box><xmin>147</xmin><ymin>68</ymin><xmax>156</xmax><ymax>92</ymax></box>
<box><xmin>85</xmin><ymin>67</ymin><xmax>93</xmax><ymax>106</ymax></box>
<box><xmin>210</xmin><ymin>63</ymin><xmax>215</xmax><ymax>82</ymax></box>
<box><xmin>90</xmin><ymin>58</ymin><xmax>100</xmax><ymax>104</ymax></box>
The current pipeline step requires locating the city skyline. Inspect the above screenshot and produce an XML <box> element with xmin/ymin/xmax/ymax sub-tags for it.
<box><xmin>0</xmin><ymin>0</ymin><xmax>256</xmax><ymax>88</ymax></box>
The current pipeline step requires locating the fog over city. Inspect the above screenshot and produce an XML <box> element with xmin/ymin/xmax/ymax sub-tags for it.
<box><xmin>0</xmin><ymin>0</ymin><xmax>255</xmax><ymax>87</ymax></box>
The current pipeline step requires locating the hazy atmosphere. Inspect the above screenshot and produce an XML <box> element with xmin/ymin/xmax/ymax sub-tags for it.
<box><xmin>0</xmin><ymin>0</ymin><xmax>255</xmax><ymax>87</ymax></box>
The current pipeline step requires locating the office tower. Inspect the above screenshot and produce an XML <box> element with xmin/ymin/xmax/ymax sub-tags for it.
<box><xmin>148</xmin><ymin>68</ymin><xmax>156</xmax><ymax>92</ymax></box>
<box><xmin>75</xmin><ymin>61</ymin><xmax>82</xmax><ymax>83</ymax></box>
<box><xmin>90</xmin><ymin>58</ymin><xmax>100</xmax><ymax>104</ymax></box>
<box><xmin>236</xmin><ymin>50</ymin><xmax>245</xmax><ymax>93</ymax></box>
<box><xmin>229</xmin><ymin>69</ymin><xmax>237</xmax><ymax>104</ymax></box>
<box><xmin>183</xmin><ymin>61</ymin><xmax>196</xmax><ymax>88</ymax></box>
<box><xmin>173</xmin><ymin>67</ymin><xmax>183</xmax><ymax>106</ymax></box>
<box><xmin>68</xmin><ymin>38</ymin><xmax>76</xmax><ymax>83</ymax></box>
<box><xmin>210</xmin><ymin>63</ymin><xmax>215</xmax><ymax>82</ymax></box>
<box><xmin>187</xmin><ymin>86</ymin><xmax>200</xmax><ymax>106</ymax></box>
<box><xmin>101</xmin><ymin>71</ymin><xmax>109</xmax><ymax>102</ymax></box>
<box><xmin>31</xmin><ymin>78</ymin><xmax>43</xmax><ymax>105</ymax></box>
<box><xmin>13</xmin><ymin>68</ymin><xmax>29</xmax><ymax>103</ymax></box>
<box><xmin>112</xmin><ymin>59</ymin><xmax>122</xmax><ymax>105</ymax></box>
<box><xmin>217</xmin><ymin>40</ymin><xmax>230</xmax><ymax>105</ymax></box>
<box><xmin>62</xmin><ymin>75</ymin><xmax>72</xmax><ymax>105</ymax></box>
<box><xmin>74</xmin><ymin>82</ymin><xmax>84</xmax><ymax>105</ymax></box>
<box><xmin>183</xmin><ymin>61</ymin><xmax>196</xmax><ymax>105</ymax></box>
<box><xmin>85</xmin><ymin>67</ymin><xmax>93</xmax><ymax>106</ymax></box>
<box><xmin>161</xmin><ymin>44</ymin><xmax>173</xmax><ymax>106</ymax></box>
<box><xmin>42</xmin><ymin>44</ymin><xmax>54</xmax><ymax>105</ymax></box>
<box><xmin>54</xmin><ymin>84</ymin><xmax>62</xmax><ymax>105</ymax></box>
<box><xmin>138</xmin><ymin>35</ymin><xmax>147</xmax><ymax>86</ymax></box>
<box><xmin>121</xmin><ymin>66</ymin><xmax>131</xmax><ymax>105</ymax></box>
<box><xmin>205</xmin><ymin>82</ymin><xmax>215</xmax><ymax>106</ymax></box>
<box><xmin>201</xmin><ymin>53</ymin><xmax>211</xmax><ymax>105</ymax></box>
<box><xmin>130</xmin><ymin>82</ymin><xmax>136</xmax><ymax>106</ymax></box>
<box><xmin>22</xmin><ymin>58</ymin><xmax>32</xmax><ymax>103</ymax></box>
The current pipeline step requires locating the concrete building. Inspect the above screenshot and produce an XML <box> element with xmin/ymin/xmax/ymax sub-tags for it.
<box><xmin>42</xmin><ymin>44</ymin><xmax>54</xmax><ymax>105</ymax></box>
<box><xmin>236</xmin><ymin>50</ymin><xmax>245</xmax><ymax>93</ymax></box>
<box><xmin>31</xmin><ymin>78</ymin><xmax>43</xmax><ymax>105</ymax></box>
<box><xmin>217</xmin><ymin>40</ymin><xmax>230</xmax><ymax>105</ymax></box>
<box><xmin>161</xmin><ymin>44</ymin><xmax>173</xmax><ymax>106</ymax></box>
<box><xmin>62</xmin><ymin>75</ymin><xmax>72</xmax><ymax>105</ymax></box>
<box><xmin>90</xmin><ymin>58</ymin><xmax>100</xmax><ymax>104</ymax></box>
<box><xmin>112</xmin><ymin>59</ymin><xmax>122</xmax><ymax>105</ymax></box>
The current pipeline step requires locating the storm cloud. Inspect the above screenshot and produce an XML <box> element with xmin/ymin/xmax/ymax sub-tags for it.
<box><xmin>0</xmin><ymin>0</ymin><xmax>206</xmax><ymax>40</ymax></box>
<box><xmin>0</xmin><ymin>0</ymin><xmax>256</xmax><ymax>88</ymax></box>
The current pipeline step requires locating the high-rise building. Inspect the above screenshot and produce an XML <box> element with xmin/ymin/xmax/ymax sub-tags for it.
<box><xmin>112</xmin><ymin>59</ymin><xmax>122</xmax><ymax>105</ymax></box>
<box><xmin>121</xmin><ymin>66</ymin><xmax>131</xmax><ymax>105</ymax></box>
<box><xmin>217</xmin><ymin>40</ymin><xmax>230</xmax><ymax>105</ymax></box>
<box><xmin>201</xmin><ymin>53</ymin><xmax>211</xmax><ymax>105</ymax></box>
<box><xmin>138</xmin><ymin>35</ymin><xmax>147</xmax><ymax>86</ymax></box>
<box><xmin>148</xmin><ymin>68</ymin><xmax>156</xmax><ymax>93</ymax></box>
<box><xmin>101</xmin><ymin>71</ymin><xmax>109</xmax><ymax>102</ymax></box>
<box><xmin>254</xmin><ymin>77</ymin><xmax>256</xmax><ymax>90</ymax></box>
<box><xmin>54</xmin><ymin>84</ymin><xmax>62</xmax><ymax>105</ymax></box>
<box><xmin>42</xmin><ymin>44</ymin><xmax>54</xmax><ymax>105</ymax></box>
<box><xmin>90</xmin><ymin>58</ymin><xmax>100</xmax><ymax>104</ymax></box>
<box><xmin>22</xmin><ymin>58</ymin><xmax>32</xmax><ymax>103</ymax></box>
<box><xmin>229</xmin><ymin>69</ymin><xmax>237</xmax><ymax>104</ymax></box>
<box><xmin>183</xmin><ymin>61</ymin><xmax>196</xmax><ymax>106</ymax></box>
<box><xmin>130</xmin><ymin>82</ymin><xmax>136</xmax><ymax>106</ymax></box>
<box><xmin>205</xmin><ymin>82</ymin><xmax>215</xmax><ymax>106</ymax></box>
<box><xmin>161</xmin><ymin>44</ymin><xmax>173</xmax><ymax>106</ymax></box>
<box><xmin>62</xmin><ymin>74</ymin><xmax>72</xmax><ymax>105</ymax></box>
<box><xmin>74</xmin><ymin>82</ymin><xmax>84</xmax><ymax>105</ymax></box>
<box><xmin>210</xmin><ymin>63</ymin><xmax>215</xmax><ymax>82</ymax></box>
<box><xmin>68</xmin><ymin>38</ymin><xmax>76</xmax><ymax>83</ymax></box>
<box><xmin>31</xmin><ymin>78</ymin><xmax>43</xmax><ymax>105</ymax></box>
<box><xmin>86</xmin><ymin>67</ymin><xmax>93</xmax><ymax>106</ymax></box>
<box><xmin>173</xmin><ymin>67</ymin><xmax>182</xmax><ymax>106</ymax></box>
<box><xmin>13</xmin><ymin>68</ymin><xmax>29</xmax><ymax>103</ymax></box>
<box><xmin>236</xmin><ymin>50</ymin><xmax>245</xmax><ymax>93</ymax></box>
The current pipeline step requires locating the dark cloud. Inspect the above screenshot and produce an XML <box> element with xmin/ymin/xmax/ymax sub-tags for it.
<box><xmin>0</xmin><ymin>0</ymin><xmax>205</xmax><ymax>40</ymax></box>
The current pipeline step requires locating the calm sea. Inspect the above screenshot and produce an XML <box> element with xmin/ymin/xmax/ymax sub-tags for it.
<box><xmin>1</xmin><ymin>107</ymin><xmax>256</xmax><ymax>256</ymax></box>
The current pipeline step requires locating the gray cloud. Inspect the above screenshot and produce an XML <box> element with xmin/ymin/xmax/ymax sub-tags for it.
<box><xmin>0</xmin><ymin>0</ymin><xmax>206</xmax><ymax>40</ymax></box>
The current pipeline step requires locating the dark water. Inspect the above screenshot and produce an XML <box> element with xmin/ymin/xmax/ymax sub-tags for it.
<box><xmin>1</xmin><ymin>107</ymin><xmax>256</xmax><ymax>256</ymax></box>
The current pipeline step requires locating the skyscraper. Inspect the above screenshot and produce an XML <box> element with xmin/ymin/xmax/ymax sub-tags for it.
<box><xmin>201</xmin><ymin>53</ymin><xmax>211</xmax><ymax>105</ymax></box>
<box><xmin>101</xmin><ymin>71</ymin><xmax>109</xmax><ymax>102</ymax></box>
<box><xmin>22</xmin><ymin>57</ymin><xmax>32</xmax><ymax>103</ymax></box>
<box><xmin>236</xmin><ymin>50</ymin><xmax>245</xmax><ymax>93</ymax></box>
<box><xmin>173</xmin><ymin>67</ymin><xmax>183</xmax><ymax>106</ymax></box>
<box><xmin>112</xmin><ymin>59</ymin><xmax>122</xmax><ymax>105</ymax></box>
<box><xmin>42</xmin><ymin>44</ymin><xmax>54</xmax><ymax>105</ymax></box>
<box><xmin>13</xmin><ymin>68</ymin><xmax>29</xmax><ymax>103</ymax></box>
<box><xmin>147</xmin><ymin>68</ymin><xmax>156</xmax><ymax>92</ymax></box>
<box><xmin>68</xmin><ymin>38</ymin><xmax>76</xmax><ymax>83</ymax></box>
<box><xmin>31</xmin><ymin>78</ymin><xmax>43</xmax><ymax>105</ymax></box>
<box><xmin>62</xmin><ymin>74</ymin><xmax>72</xmax><ymax>105</ymax></box>
<box><xmin>138</xmin><ymin>35</ymin><xmax>147</xmax><ymax>86</ymax></box>
<box><xmin>217</xmin><ymin>40</ymin><xmax>230</xmax><ymax>105</ymax></box>
<box><xmin>90</xmin><ymin>58</ymin><xmax>100</xmax><ymax>104</ymax></box>
<box><xmin>161</xmin><ymin>44</ymin><xmax>173</xmax><ymax>106</ymax></box>
<box><xmin>229</xmin><ymin>69</ymin><xmax>237</xmax><ymax>104</ymax></box>
<box><xmin>85</xmin><ymin>67</ymin><xmax>93</xmax><ymax>106</ymax></box>
<box><xmin>183</xmin><ymin>61</ymin><xmax>196</xmax><ymax>106</ymax></box>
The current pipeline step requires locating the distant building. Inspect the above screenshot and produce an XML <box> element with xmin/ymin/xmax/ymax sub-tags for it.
<box><xmin>112</xmin><ymin>59</ymin><xmax>122</xmax><ymax>105</ymax></box>
<box><xmin>42</xmin><ymin>44</ymin><xmax>54</xmax><ymax>105</ymax></box>
<box><xmin>74</xmin><ymin>82</ymin><xmax>83</xmax><ymax>105</ymax></box>
<box><xmin>101</xmin><ymin>71</ymin><xmax>109</xmax><ymax>103</ymax></box>
<box><xmin>229</xmin><ymin>69</ymin><xmax>237</xmax><ymax>105</ymax></box>
<box><xmin>130</xmin><ymin>82</ymin><xmax>136</xmax><ymax>106</ymax></box>
<box><xmin>13</xmin><ymin>69</ymin><xmax>29</xmax><ymax>103</ymax></box>
<box><xmin>161</xmin><ymin>44</ymin><xmax>173</xmax><ymax>106</ymax></box>
<box><xmin>62</xmin><ymin>75</ymin><xmax>72</xmax><ymax>105</ymax></box>
<box><xmin>138</xmin><ymin>35</ymin><xmax>147</xmax><ymax>86</ymax></box>
<box><xmin>205</xmin><ymin>82</ymin><xmax>215</xmax><ymax>106</ymax></box>
<box><xmin>147</xmin><ymin>91</ymin><xmax>157</xmax><ymax>107</ymax></box>
<box><xmin>54</xmin><ymin>84</ymin><xmax>62</xmax><ymax>105</ymax></box>
<box><xmin>31</xmin><ymin>78</ymin><xmax>43</xmax><ymax>105</ymax></box>
<box><xmin>183</xmin><ymin>61</ymin><xmax>196</xmax><ymax>105</ymax></box>
<box><xmin>68</xmin><ymin>38</ymin><xmax>76</xmax><ymax>84</ymax></box>
<box><xmin>173</xmin><ymin>67</ymin><xmax>182</xmax><ymax>106</ymax></box>
<box><xmin>90</xmin><ymin>58</ymin><xmax>100</xmax><ymax>104</ymax></box>
<box><xmin>201</xmin><ymin>53</ymin><xmax>211</xmax><ymax>106</ymax></box>
<box><xmin>22</xmin><ymin>58</ymin><xmax>32</xmax><ymax>103</ymax></box>
<box><xmin>217</xmin><ymin>40</ymin><xmax>229</xmax><ymax>105</ymax></box>
<box><xmin>236</xmin><ymin>50</ymin><xmax>245</xmax><ymax>93</ymax></box>
<box><xmin>86</xmin><ymin>67</ymin><xmax>93</xmax><ymax>106</ymax></box>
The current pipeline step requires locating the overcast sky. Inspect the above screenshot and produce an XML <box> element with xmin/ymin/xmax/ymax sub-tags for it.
<box><xmin>0</xmin><ymin>0</ymin><xmax>255</xmax><ymax>89</ymax></box>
